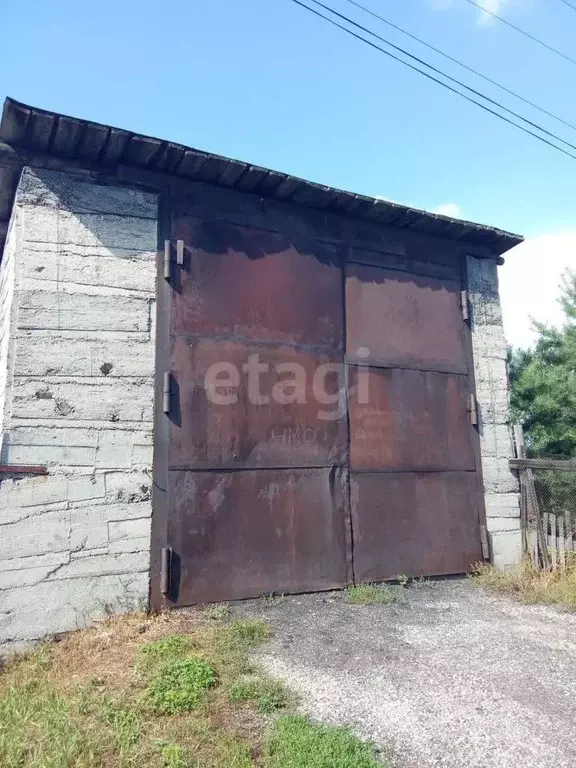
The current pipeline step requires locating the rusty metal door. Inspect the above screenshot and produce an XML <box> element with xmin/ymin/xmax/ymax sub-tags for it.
<box><xmin>346</xmin><ymin>263</ymin><xmax>483</xmax><ymax>581</ymax></box>
<box><xmin>155</xmin><ymin>213</ymin><xmax>351</xmax><ymax>606</ymax></box>
<box><xmin>153</xmin><ymin>211</ymin><xmax>483</xmax><ymax>607</ymax></box>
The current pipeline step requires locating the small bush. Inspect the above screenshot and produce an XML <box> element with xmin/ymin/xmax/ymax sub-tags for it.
<box><xmin>266</xmin><ymin>715</ymin><xmax>383</xmax><ymax>768</ymax></box>
<box><xmin>344</xmin><ymin>583</ymin><xmax>399</xmax><ymax>605</ymax></box>
<box><xmin>226</xmin><ymin>619</ymin><xmax>270</xmax><ymax>647</ymax></box>
<box><xmin>148</xmin><ymin>658</ymin><xmax>217</xmax><ymax>714</ymax></box>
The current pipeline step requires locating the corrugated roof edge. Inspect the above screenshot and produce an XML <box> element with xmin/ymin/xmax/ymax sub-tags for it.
<box><xmin>0</xmin><ymin>97</ymin><xmax>523</xmax><ymax>255</ymax></box>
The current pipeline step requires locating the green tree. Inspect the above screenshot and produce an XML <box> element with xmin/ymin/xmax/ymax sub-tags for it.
<box><xmin>510</xmin><ymin>268</ymin><xmax>576</xmax><ymax>457</ymax></box>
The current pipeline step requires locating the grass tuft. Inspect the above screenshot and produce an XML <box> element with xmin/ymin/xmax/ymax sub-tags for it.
<box><xmin>266</xmin><ymin>715</ymin><xmax>384</xmax><ymax>768</ymax></box>
<box><xmin>148</xmin><ymin>658</ymin><xmax>217</xmax><ymax>714</ymax></box>
<box><xmin>229</xmin><ymin>676</ymin><xmax>290</xmax><ymax>714</ymax></box>
<box><xmin>202</xmin><ymin>603</ymin><xmax>231</xmax><ymax>621</ymax></box>
<box><xmin>225</xmin><ymin>619</ymin><xmax>270</xmax><ymax>648</ymax></box>
<box><xmin>344</xmin><ymin>583</ymin><xmax>399</xmax><ymax>605</ymax></box>
<box><xmin>473</xmin><ymin>559</ymin><xmax>576</xmax><ymax>610</ymax></box>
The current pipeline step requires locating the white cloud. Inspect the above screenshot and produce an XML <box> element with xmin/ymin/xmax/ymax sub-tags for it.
<box><xmin>432</xmin><ymin>202</ymin><xmax>462</xmax><ymax>218</ymax></box>
<box><xmin>499</xmin><ymin>231</ymin><xmax>576</xmax><ymax>349</ymax></box>
<box><xmin>427</xmin><ymin>0</ymin><xmax>520</xmax><ymax>26</ymax></box>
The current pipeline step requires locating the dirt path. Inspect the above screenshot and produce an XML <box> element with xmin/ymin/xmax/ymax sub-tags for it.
<box><xmin>233</xmin><ymin>580</ymin><xmax>576</xmax><ymax>768</ymax></box>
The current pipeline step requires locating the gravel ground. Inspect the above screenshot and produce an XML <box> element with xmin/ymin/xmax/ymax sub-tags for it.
<box><xmin>231</xmin><ymin>580</ymin><xmax>576</xmax><ymax>768</ymax></box>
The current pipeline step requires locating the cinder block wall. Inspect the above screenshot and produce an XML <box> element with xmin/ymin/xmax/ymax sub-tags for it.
<box><xmin>0</xmin><ymin>167</ymin><xmax>158</xmax><ymax>646</ymax></box>
<box><xmin>467</xmin><ymin>256</ymin><xmax>521</xmax><ymax>567</ymax></box>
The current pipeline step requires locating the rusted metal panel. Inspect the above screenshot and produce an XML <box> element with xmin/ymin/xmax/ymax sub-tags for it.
<box><xmin>169</xmin><ymin>337</ymin><xmax>347</xmax><ymax>469</ymax></box>
<box><xmin>350</xmin><ymin>471</ymin><xmax>482</xmax><ymax>581</ymax></box>
<box><xmin>171</xmin><ymin>216</ymin><xmax>343</xmax><ymax>350</ymax></box>
<box><xmin>348</xmin><ymin>367</ymin><xmax>475</xmax><ymax>472</ymax></box>
<box><xmin>345</xmin><ymin>264</ymin><xmax>468</xmax><ymax>373</ymax></box>
<box><xmin>167</xmin><ymin>467</ymin><xmax>351</xmax><ymax>604</ymax></box>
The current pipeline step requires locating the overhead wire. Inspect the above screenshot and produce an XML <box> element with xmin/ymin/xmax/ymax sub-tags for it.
<box><xmin>462</xmin><ymin>0</ymin><xmax>576</xmax><ymax>66</ymax></box>
<box><xmin>341</xmin><ymin>0</ymin><xmax>576</xmax><ymax>134</ymax></box>
<box><xmin>288</xmin><ymin>0</ymin><xmax>576</xmax><ymax>159</ymax></box>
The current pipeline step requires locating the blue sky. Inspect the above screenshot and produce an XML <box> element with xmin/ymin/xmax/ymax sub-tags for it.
<box><xmin>2</xmin><ymin>0</ymin><xmax>575</xmax><ymax>346</ymax></box>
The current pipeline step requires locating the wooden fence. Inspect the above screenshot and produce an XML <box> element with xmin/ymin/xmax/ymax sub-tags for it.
<box><xmin>510</xmin><ymin>425</ymin><xmax>576</xmax><ymax>570</ymax></box>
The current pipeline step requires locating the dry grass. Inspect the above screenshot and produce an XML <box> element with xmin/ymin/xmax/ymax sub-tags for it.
<box><xmin>0</xmin><ymin>610</ymin><xmax>386</xmax><ymax>767</ymax></box>
<box><xmin>0</xmin><ymin>611</ymin><xmax>273</xmax><ymax>767</ymax></box>
<box><xmin>473</xmin><ymin>557</ymin><xmax>576</xmax><ymax>610</ymax></box>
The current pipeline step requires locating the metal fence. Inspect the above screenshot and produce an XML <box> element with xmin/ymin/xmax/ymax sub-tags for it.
<box><xmin>511</xmin><ymin>426</ymin><xmax>576</xmax><ymax>570</ymax></box>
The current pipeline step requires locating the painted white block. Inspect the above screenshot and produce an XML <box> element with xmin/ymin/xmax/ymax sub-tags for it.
<box><xmin>490</xmin><ymin>529</ymin><xmax>523</xmax><ymax>568</ymax></box>
<box><xmin>71</xmin><ymin>501</ymin><xmax>152</xmax><ymax>525</ymax></box>
<box><xmin>104</xmin><ymin>472</ymin><xmax>152</xmax><ymax>504</ymax></box>
<box><xmin>484</xmin><ymin>493</ymin><xmax>521</xmax><ymax>518</ymax></box>
<box><xmin>478</xmin><ymin>424</ymin><xmax>515</xmax><ymax>459</ymax></box>
<box><xmin>0</xmin><ymin>474</ymin><xmax>68</xmax><ymax>510</ymax></box>
<box><xmin>48</xmin><ymin>551</ymin><xmax>149</xmax><ymax>580</ymax></box>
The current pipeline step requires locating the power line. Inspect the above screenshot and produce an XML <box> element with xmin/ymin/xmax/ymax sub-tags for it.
<box><xmin>287</xmin><ymin>0</ymin><xmax>576</xmax><ymax>160</ymax></box>
<box><xmin>462</xmin><ymin>0</ymin><xmax>576</xmax><ymax>66</ymax></box>
<box><xmin>296</xmin><ymin>0</ymin><xmax>576</xmax><ymax>157</ymax></box>
<box><xmin>342</xmin><ymin>0</ymin><xmax>576</xmax><ymax>134</ymax></box>
<box><xmin>557</xmin><ymin>0</ymin><xmax>576</xmax><ymax>11</ymax></box>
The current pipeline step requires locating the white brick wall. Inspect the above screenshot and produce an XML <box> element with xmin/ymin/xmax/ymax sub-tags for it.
<box><xmin>467</xmin><ymin>256</ymin><xmax>521</xmax><ymax>567</ymax></box>
<box><xmin>0</xmin><ymin>168</ymin><xmax>158</xmax><ymax>645</ymax></box>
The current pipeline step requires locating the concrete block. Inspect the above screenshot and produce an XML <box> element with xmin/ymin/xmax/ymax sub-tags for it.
<box><xmin>486</xmin><ymin>516</ymin><xmax>521</xmax><ymax>533</ymax></box>
<box><xmin>481</xmin><ymin>456</ymin><xmax>519</xmax><ymax>494</ymax></box>
<box><xmin>71</xmin><ymin>501</ymin><xmax>152</xmax><ymax>525</ymax></box>
<box><xmin>109</xmin><ymin>536</ymin><xmax>150</xmax><ymax>554</ymax></box>
<box><xmin>105</xmin><ymin>472</ymin><xmax>152</xmax><ymax>504</ymax></box>
<box><xmin>484</xmin><ymin>493</ymin><xmax>521</xmax><ymax>519</ymax></box>
<box><xmin>71</xmin><ymin>519</ymin><xmax>109</xmax><ymax>553</ymax></box>
<box><xmin>0</xmin><ymin>549</ymin><xmax>69</xmax><ymax>573</ymax></box>
<box><xmin>0</xmin><ymin>474</ymin><xmax>68</xmax><ymax>510</ymax></box>
<box><xmin>490</xmin><ymin>529</ymin><xmax>522</xmax><ymax>568</ymax></box>
<box><xmin>478</xmin><ymin>424</ymin><xmax>515</xmax><ymax>459</ymax></box>
<box><xmin>0</xmin><ymin>509</ymin><xmax>69</xmax><ymax>560</ymax></box>
<box><xmin>1</xmin><ymin>442</ymin><xmax>95</xmax><ymax>467</ymax></box>
<box><xmin>11</xmin><ymin>377</ymin><xmax>154</xmax><ymax>423</ymax></box>
<box><xmin>471</xmin><ymin>325</ymin><xmax>508</xmax><ymax>361</ymax></box>
<box><xmin>18</xmin><ymin>289</ymin><xmax>151</xmax><ymax>333</ymax></box>
<box><xmin>18</xmin><ymin>167</ymin><xmax>158</xmax><ymax>219</ymax></box>
<box><xmin>0</xmin><ymin>565</ymin><xmax>63</xmax><ymax>591</ymax></box>
<box><xmin>68</xmin><ymin>474</ymin><xmax>106</xmax><ymax>503</ymax></box>
<box><xmin>48</xmin><ymin>551</ymin><xmax>149</xmax><ymax>580</ymax></box>
<box><xmin>20</xmin><ymin>248</ymin><xmax>156</xmax><ymax>296</ymax></box>
<box><xmin>0</xmin><ymin>572</ymin><xmax>149</xmax><ymax>643</ymax></box>
<box><xmin>21</xmin><ymin>207</ymin><xmax>157</xmax><ymax>254</ymax></box>
<box><xmin>109</xmin><ymin>517</ymin><xmax>151</xmax><ymax>544</ymax></box>
<box><xmin>95</xmin><ymin>431</ymin><xmax>134</xmax><ymax>469</ymax></box>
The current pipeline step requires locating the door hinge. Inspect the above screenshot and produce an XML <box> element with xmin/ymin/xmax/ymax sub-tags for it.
<box><xmin>163</xmin><ymin>240</ymin><xmax>185</xmax><ymax>281</ymax></box>
<box><xmin>460</xmin><ymin>289</ymin><xmax>470</xmax><ymax>322</ymax></box>
<box><xmin>160</xmin><ymin>546</ymin><xmax>172</xmax><ymax>596</ymax></box>
<box><xmin>468</xmin><ymin>392</ymin><xmax>478</xmax><ymax>426</ymax></box>
<box><xmin>163</xmin><ymin>239</ymin><xmax>172</xmax><ymax>281</ymax></box>
<box><xmin>162</xmin><ymin>372</ymin><xmax>171</xmax><ymax>414</ymax></box>
<box><xmin>176</xmin><ymin>239</ymin><xmax>184</xmax><ymax>266</ymax></box>
<box><xmin>480</xmin><ymin>525</ymin><xmax>490</xmax><ymax>560</ymax></box>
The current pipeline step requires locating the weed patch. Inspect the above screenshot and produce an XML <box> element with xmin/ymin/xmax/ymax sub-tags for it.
<box><xmin>148</xmin><ymin>658</ymin><xmax>217</xmax><ymax>714</ymax></box>
<box><xmin>473</xmin><ymin>560</ymin><xmax>576</xmax><ymax>610</ymax></box>
<box><xmin>344</xmin><ymin>583</ymin><xmax>400</xmax><ymax>605</ymax></box>
<box><xmin>266</xmin><ymin>715</ymin><xmax>384</xmax><ymax>768</ymax></box>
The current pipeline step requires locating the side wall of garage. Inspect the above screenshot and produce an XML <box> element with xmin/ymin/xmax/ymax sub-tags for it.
<box><xmin>0</xmin><ymin>168</ymin><xmax>158</xmax><ymax>647</ymax></box>
<box><xmin>468</xmin><ymin>256</ymin><xmax>521</xmax><ymax>566</ymax></box>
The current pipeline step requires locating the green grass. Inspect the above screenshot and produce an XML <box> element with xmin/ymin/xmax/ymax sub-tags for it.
<box><xmin>148</xmin><ymin>658</ymin><xmax>217</xmax><ymax>714</ymax></box>
<box><xmin>0</xmin><ymin>611</ymin><xmax>388</xmax><ymax>767</ymax></box>
<box><xmin>266</xmin><ymin>715</ymin><xmax>384</xmax><ymax>768</ymax></box>
<box><xmin>202</xmin><ymin>603</ymin><xmax>231</xmax><ymax>621</ymax></box>
<box><xmin>343</xmin><ymin>583</ymin><xmax>400</xmax><ymax>605</ymax></box>
<box><xmin>473</xmin><ymin>559</ymin><xmax>576</xmax><ymax>610</ymax></box>
<box><xmin>229</xmin><ymin>677</ymin><xmax>290</xmax><ymax>714</ymax></box>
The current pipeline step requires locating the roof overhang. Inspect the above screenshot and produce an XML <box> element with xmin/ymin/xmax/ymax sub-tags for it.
<box><xmin>0</xmin><ymin>97</ymin><xmax>523</xmax><ymax>256</ymax></box>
